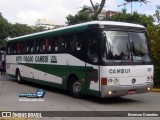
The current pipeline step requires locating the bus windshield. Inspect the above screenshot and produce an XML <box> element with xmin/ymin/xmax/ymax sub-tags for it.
<box><xmin>102</xmin><ymin>31</ymin><xmax>151</xmax><ymax>63</ymax></box>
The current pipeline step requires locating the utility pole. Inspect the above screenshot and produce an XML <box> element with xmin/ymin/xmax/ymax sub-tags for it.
<box><xmin>131</xmin><ymin>0</ymin><xmax>133</xmax><ymax>15</ymax></box>
<box><xmin>117</xmin><ymin>2</ymin><xmax>127</xmax><ymax>9</ymax></box>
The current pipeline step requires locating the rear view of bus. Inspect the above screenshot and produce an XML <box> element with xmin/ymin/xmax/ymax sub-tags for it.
<box><xmin>98</xmin><ymin>22</ymin><xmax>154</xmax><ymax>97</ymax></box>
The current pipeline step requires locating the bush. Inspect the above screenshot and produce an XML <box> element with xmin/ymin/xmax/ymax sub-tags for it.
<box><xmin>147</xmin><ymin>25</ymin><xmax>160</xmax><ymax>88</ymax></box>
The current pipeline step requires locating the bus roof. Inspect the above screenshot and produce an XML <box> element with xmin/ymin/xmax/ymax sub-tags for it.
<box><xmin>7</xmin><ymin>21</ymin><xmax>145</xmax><ymax>42</ymax></box>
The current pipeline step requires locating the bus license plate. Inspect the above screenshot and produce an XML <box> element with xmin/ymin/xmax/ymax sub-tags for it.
<box><xmin>128</xmin><ymin>90</ymin><xmax>136</xmax><ymax>94</ymax></box>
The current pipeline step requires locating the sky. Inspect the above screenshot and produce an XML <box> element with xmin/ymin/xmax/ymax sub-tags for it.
<box><xmin>0</xmin><ymin>0</ymin><xmax>159</xmax><ymax>25</ymax></box>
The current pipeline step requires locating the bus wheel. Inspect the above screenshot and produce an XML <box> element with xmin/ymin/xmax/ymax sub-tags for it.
<box><xmin>69</xmin><ymin>77</ymin><xmax>84</xmax><ymax>98</ymax></box>
<box><xmin>16</xmin><ymin>71</ymin><xmax>22</xmax><ymax>84</ymax></box>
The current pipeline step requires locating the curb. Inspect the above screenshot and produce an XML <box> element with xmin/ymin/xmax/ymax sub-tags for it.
<box><xmin>151</xmin><ymin>88</ymin><xmax>160</xmax><ymax>92</ymax></box>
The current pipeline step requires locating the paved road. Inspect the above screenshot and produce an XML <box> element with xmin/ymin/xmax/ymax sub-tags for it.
<box><xmin>0</xmin><ymin>75</ymin><xmax>160</xmax><ymax>120</ymax></box>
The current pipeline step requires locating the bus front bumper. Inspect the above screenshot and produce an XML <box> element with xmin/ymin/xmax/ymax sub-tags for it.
<box><xmin>101</xmin><ymin>83</ymin><xmax>154</xmax><ymax>98</ymax></box>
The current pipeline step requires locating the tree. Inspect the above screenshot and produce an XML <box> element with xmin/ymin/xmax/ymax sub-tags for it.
<box><xmin>108</xmin><ymin>11</ymin><xmax>154</xmax><ymax>27</ymax></box>
<box><xmin>147</xmin><ymin>25</ymin><xmax>160</xmax><ymax>86</ymax></box>
<box><xmin>10</xmin><ymin>23</ymin><xmax>35</xmax><ymax>37</ymax></box>
<box><xmin>66</xmin><ymin>12</ymin><xmax>92</xmax><ymax>25</ymax></box>
<box><xmin>0</xmin><ymin>13</ymin><xmax>11</xmax><ymax>46</ymax></box>
<box><xmin>154</xmin><ymin>5</ymin><xmax>160</xmax><ymax>25</ymax></box>
<box><xmin>124</xmin><ymin>0</ymin><xmax>150</xmax><ymax>14</ymax></box>
<box><xmin>32</xmin><ymin>26</ymin><xmax>46</xmax><ymax>32</ymax></box>
<box><xmin>90</xmin><ymin>0</ymin><xmax>106</xmax><ymax>19</ymax></box>
<box><xmin>9</xmin><ymin>23</ymin><xmax>45</xmax><ymax>38</ymax></box>
<box><xmin>0</xmin><ymin>12</ymin><xmax>45</xmax><ymax>47</ymax></box>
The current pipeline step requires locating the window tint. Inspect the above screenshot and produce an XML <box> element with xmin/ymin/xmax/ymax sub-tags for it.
<box><xmin>88</xmin><ymin>31</ymin><xmax>98</xmax><ymax>62</ymax></box>
<box><xmin>67</xmin><ymin>32</ymin><xmax>83</xmax><ymax>52</ymax></box>
<box><xmin>7</xmin><ymin>32</ymin><xmax>84</xmax><ymax>55</ymax></box>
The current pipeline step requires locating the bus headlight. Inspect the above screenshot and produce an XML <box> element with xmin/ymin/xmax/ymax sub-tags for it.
<box><xmin>108</xmin><ymin>79</ymin><xmax>112</xmax><ymax>84</ymax></box>
<box><xmin>113</xmin><ymin>79</ymin><xmax>119</xmax><ymax>85</ymax></box>
<box><xmin>108</xmin><ymin>91</ymin><xmax>112</xmax><ymax>95</ymax></box>
<box><xmin>107</xmin><ymin>78</ymin><xmax>119</xmax><ymax>85</ymax></box>
<box><xmin>147</xmin><ymin>87</ymin><xmax>151</xmax><ymax>91</ymax></box>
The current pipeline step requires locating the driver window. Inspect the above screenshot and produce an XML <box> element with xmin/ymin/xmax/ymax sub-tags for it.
<box><xmin>88</xmin><ymin>32</ymin><xmax>98</xmax><ymax>62</ymax></box>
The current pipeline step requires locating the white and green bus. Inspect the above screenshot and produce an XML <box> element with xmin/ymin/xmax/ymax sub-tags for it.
<box><xmin>6</xmin><ymin>21</ymin><xmax>154</xmax><ymax>98</ymax></box>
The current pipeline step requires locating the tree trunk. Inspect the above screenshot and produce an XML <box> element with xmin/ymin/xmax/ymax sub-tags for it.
<box><xmin>90</xmin><ymin>0</ymin><xmax>106</xmax><ymax>20</ymax></box>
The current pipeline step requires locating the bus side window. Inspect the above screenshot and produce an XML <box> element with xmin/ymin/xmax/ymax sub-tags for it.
<box><xmin>54</xmin><ymin>38</ymin><xmax>59</xmax><ymax>52</ymax></box>
<box><xmin>76</xmin><ymin>33</ymin><xmax>83</xmax><ymax>51</ymax></box>
<box><xmin>67</xmin><ymin>35</ymin><xmax>74</xmax><ymax>51</ymax></box>
<box><xmin>31</xmin><ymin>46</ymin><xmax>34</xmax><ymax>52</ymax></box>
<box><xmin>55</xmin><ymin>42</ymin><xmax>58</xmax><ymax>52</ymax></box>
<box><xmin>17</xmin><ymin>43</ymin><xmax>20</xmax><ymax>53</ymax></box>
<box><xmin>36</xmin><ymin>40</ymin><xmax>40</xmax><ymax>53</ymax></box>
<box><xmin>20</xmin><ymin>42</ymin><xmax>24</xmax><ymax>53</ymax></box>
<box><xmin>45</xmin><ymin>38</ymin><xmax>49</xmax><ymax>52</ymax></box>
<box><xmin>7</xmin><ymin>45</ymin><xmax>11</xmax><ymax>54</ymax></box>
<box><xmin>26</xmin><ymin>46</ymin><xmax>29</xmax><ymax>52</ymax></box>
<box><xmin>60</xmin><ymin>36</ymin><xmax>66</xmax><ymax>52</ymax></box>
<box><xmin>39</xmin><ymin>38</ymin><xmax>46</xmax><ymax>53</ymax></box>
<box><xmin>12</xmin><ymin>44</ymin><xmax>16</xmax><ymax>54</ymax></box>
<box><xmin>27</xmin><ymin>41</ymin><xmax>33</xmax><ymax>53</ymax></box>
<box><xmin>67</xmin><ymin>32</ymin><xmax>83</xmax><ymax>52</ymax></box>
<box><xmin>88</xmin><ymin>32</ymin><xmax>98</xmax><ymax>62</ymax></box>
<box><xmin>10</xmin><ymin>44</ymin><xmax>15</xmax><ymax>54</ymax></box>
<box><xmin>48</xmin><ymin>42</ymin><xmax>51</xmax><ymax>52</ymax></box>
<box><xmin>48</xmin><ymin>37</ymin><xmax>53</xmax><ymax>52</ymax></box>
<box><xmin>47</xmin><ymin>37</ymin><xmax>52</xmax><ymax>52</ymax></box>
<box><xmin>77</xmin><ymin>42</ymin><xmax>81</xmax><ymax>50</ymax></box>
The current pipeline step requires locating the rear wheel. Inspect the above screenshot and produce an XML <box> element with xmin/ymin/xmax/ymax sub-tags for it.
<box><xmin>69</xmin><ymin>77</ymin><xmax>84</xmax><ymax>98</ymax></box>
<box><xmin>16</xmin><ymin>70</ymin><xmax>23</xmax><ymax>84</ymax></box>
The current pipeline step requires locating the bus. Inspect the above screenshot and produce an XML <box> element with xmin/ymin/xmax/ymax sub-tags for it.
<box><xmin>6</xmin><ymin>21</ymin><xmax>154</xmax><ymax>98</ymax></box>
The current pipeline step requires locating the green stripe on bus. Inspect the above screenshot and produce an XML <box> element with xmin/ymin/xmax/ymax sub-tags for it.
<box><xmin>23</xmin><ymin>63</ymin><xmax>87</xmax><ymax>78</ymax></box>
<box><xmin>21</xmin><ymin>63</ymin><xmax>94</xmax><ymax>93</ymax></box>
<box><xmin>22</xmin><ymin>76</ymin><xmax>66</xmax><ymax>90</ymax></box>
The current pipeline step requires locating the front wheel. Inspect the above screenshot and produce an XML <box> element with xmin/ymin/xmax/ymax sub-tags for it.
<box><xmin>69</xmin><ymin>77</ymin><xmax>84</xmax><ymax>98</ymax></box>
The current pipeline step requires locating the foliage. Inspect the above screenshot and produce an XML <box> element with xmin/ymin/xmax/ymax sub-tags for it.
<box><xmin>147</xmin><ymin>25</ymin><xmax>160</xmax><ymax>87</ymax></box>
<box><xmin>108</xmin><ymin>11</ymin><xmax>154</xmax><ymax>27</ymax></box>
<box><xmin>10</xmin><ymin>23</ymin><xmax>35</xmax><ymax>37</ymax></box>
<box><xmin>0</xmin><ymin>13</ymin><xmax>45</xmax><ymax>47</ymax></box>
<box><xmin>0</xmin><ymin>14</ymin><xmax>11</xmax><ymax>46</ymax></box>
<box><xmin>66</xmin><ymin>12</ymin><xmax>92</xmax><ymax>25</ymax></box>
<box><xmin>154</xmin><ymin>5</ymin><xmax>160</xmax><ymax>25</ymax></box>
<box><xmin>66</xmin><ymin>0</ymin><xmax>106</xmax><ymax>25</ymax></box>
<box><xmin>9</xmin><ymin>23</ymin><xmax>45</xmax><ymax>38</ymax></box>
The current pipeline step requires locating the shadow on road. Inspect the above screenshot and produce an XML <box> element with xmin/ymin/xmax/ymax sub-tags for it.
<box><xmin>4</xmin><ymin>75</ymin><xmax>142</xmax><ymax>104</ymax></box>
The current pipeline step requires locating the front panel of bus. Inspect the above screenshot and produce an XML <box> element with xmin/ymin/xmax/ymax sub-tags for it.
<box><xmin>98</xmin><ymin>26</ymin><xmax>154</xmax><ymax>97</ymax></box>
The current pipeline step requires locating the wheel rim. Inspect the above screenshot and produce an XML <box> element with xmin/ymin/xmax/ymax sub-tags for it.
<box><xmin>73</xmin><ymin>81</ymin><xmax>81</xmax><ymax>94</ymax></box>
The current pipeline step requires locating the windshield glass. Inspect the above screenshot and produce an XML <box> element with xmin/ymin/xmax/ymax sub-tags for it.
<box><xmin>102</xmin><ymin>31</ymin><xmax>151</xmax><ymax>62</ymax></box>
<box><xmin>130</xmin><ymin>33</ymin><xmax>151</xmax><ymax>62</ymax></box>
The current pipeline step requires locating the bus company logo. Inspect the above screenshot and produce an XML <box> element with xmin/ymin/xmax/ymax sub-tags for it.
<box><xmin>18</xmin><ymin>89</ymin><xmax>45</xmax><ymax>101</ymax></box>
<box><xmin>50</xmin><ymin>56</ymin><xmax>57</xmax><ymax>63</ymax></box>
<box><xmin>109</xmin><ymin>68</ymin><xmax>130</xmax><ymax>74</ymax></box>
<box><xmin>131</xmin><ymin>78</ymin><xmax>136</xmax><ymax>84</ymax></box>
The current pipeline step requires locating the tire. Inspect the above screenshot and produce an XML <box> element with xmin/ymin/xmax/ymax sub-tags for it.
<box><xmin>16</xmin><ymin>70</ymin><xmax>23</xmax><ymax>84</ymax></box>
<box><xmin>69</xmin><ymin>77</ymin><xmax>84</xmax><ymax>98</ymax></box>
